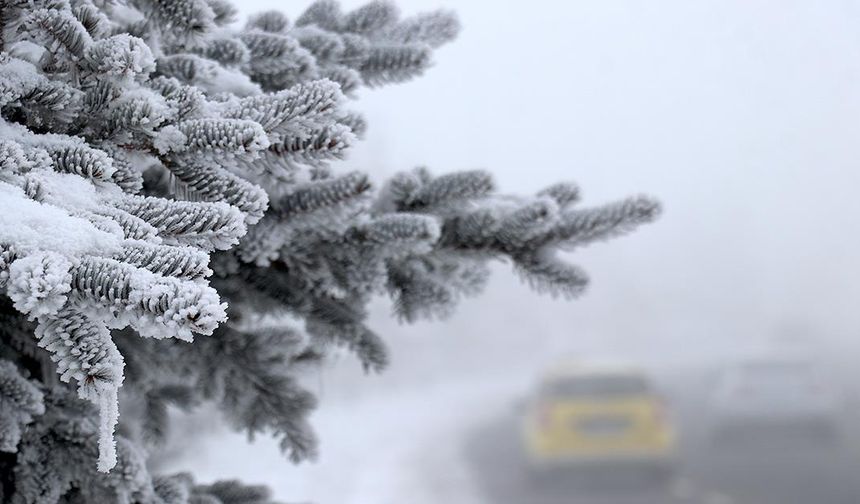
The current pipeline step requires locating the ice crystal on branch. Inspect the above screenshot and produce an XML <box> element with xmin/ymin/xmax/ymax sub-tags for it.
<box><xmin>0</xmin><ymin>0</ymin><xmax>659</xmax><ymax>500</ymax></box>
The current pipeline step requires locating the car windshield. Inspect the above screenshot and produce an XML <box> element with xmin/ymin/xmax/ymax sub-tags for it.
<box><xmin>542</xmin><ymin>374</ymin><xmax>651</xmax><ymax>398</ymax></box>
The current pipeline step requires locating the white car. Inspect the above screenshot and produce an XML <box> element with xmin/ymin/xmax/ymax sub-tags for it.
<box><xmin>709</xmin><ymin>358</ymin><xmax>843</xmax><ymax>443</ymax></box>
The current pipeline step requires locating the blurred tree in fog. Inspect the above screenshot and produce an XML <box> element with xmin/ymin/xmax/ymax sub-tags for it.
<box><xmin>0</xmin><ymin>0</ymin><xmax>659</xmax><ymax>501</ymax></box>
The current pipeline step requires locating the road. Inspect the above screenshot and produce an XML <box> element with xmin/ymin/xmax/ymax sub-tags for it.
<box><xmin>167</xmin><ymin>367</ymin><xmax>860</xmax><ymax>504</ymax></box>
<box><xmin>464</xmin><ymin>375</ymin><xmax>860</xmax><ymax>504</ymax></box>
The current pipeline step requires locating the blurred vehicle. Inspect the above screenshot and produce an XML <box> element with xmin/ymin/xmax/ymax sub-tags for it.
<box><xmin>520</xmin><ymin>362</ymin><xmax>676</xmax><ymax>484</ymax></box>
<box><xmin>709</xmin><ymin>357</ymin><xmax>843</xmax><ymax>443</ymax></box>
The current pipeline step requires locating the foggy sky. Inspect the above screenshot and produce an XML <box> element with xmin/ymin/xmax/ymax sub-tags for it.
<box><xmin>237</xmin><ymin>0</ymin><xmax>860</xmax><ymax>366</ymax></box>
<box><xmin>164</xmin><ymin>2</ymin><xmax>860</xmax><ymax>500</ymax></box>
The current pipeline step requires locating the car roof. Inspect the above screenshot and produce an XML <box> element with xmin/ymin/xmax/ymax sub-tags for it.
<box><xmin>733</xmin><ymin>356</ymin><xmax>814</xmax><ymax>369</ymax></box>
<box><xmin>541</xmin><ymin>360</ymin><xmax>646</xmax><ymax>381</ymax></box>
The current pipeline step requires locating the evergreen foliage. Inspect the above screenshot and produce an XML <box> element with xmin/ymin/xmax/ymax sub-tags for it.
<box><xmin>0</xmin><ymin>0</ymin><xmax>660</xmax><ymax>501</ymax></box>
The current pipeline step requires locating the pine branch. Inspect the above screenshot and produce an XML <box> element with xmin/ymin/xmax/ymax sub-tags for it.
<box><xmin>0</xmin><ymin>0</ymin><xmax>660</xmax><ymax>495</ymax></box>
<box><xmin>0</xmin><ymin>360</ymin><xmax>45</xmax><ymax>453</ymax></box>
<box><xmin>117</xmin><ymin>194</ymin><xmax>247</xmax><ymax>250</ymax></box>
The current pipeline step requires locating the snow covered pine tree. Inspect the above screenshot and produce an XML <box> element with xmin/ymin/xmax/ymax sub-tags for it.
<box><xmin>0</xmin><ymin>0</ymin><xmax>660</xmax><ymax>502</ymax></box>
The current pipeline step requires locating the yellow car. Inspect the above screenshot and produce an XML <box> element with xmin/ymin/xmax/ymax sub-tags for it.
<box><xmin>521</xmin><ymin>362</ymin><xmax>676</xmax><ymax>481</ymax></box>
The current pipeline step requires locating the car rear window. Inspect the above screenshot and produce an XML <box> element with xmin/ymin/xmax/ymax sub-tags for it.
<box><xmin>734</xmin><ymin>362</ymin><xmax>816</xmax><ymax>387</ymax></box>
<box><xmin>542</xmin><ymin>375</ymin><xmax>651</xmax><ymax>398</ymax></box>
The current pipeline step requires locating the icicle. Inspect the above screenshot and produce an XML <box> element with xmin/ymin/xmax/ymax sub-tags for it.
<box><xmin>95</xmin><ymin>386</ymin><xmax>119</xmax><ymax>472</ymax></box>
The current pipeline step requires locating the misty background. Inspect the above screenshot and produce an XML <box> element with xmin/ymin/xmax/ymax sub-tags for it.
<box><xmin>162</xmin><ymin>1</ymin><xmax>860</xmax><ymax>502</ymax></box>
